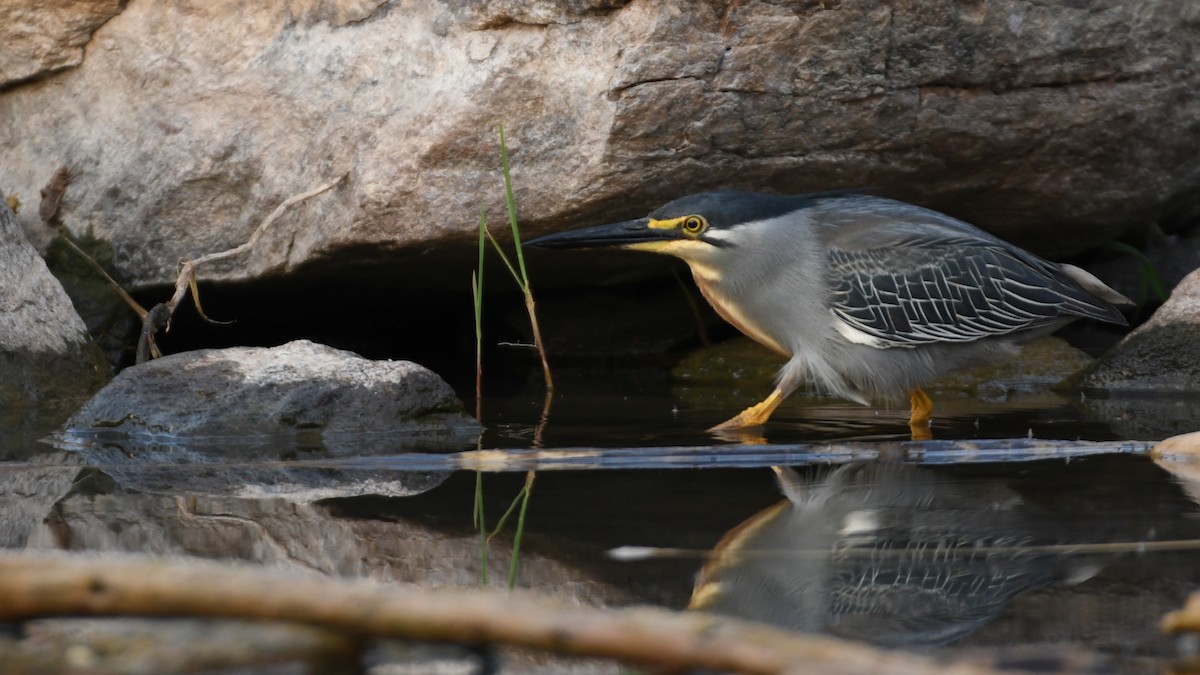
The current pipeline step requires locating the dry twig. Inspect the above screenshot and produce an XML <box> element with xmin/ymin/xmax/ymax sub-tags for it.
<box><xmin>137</xmin><ymin>173</ymin><xmax>347</xmax><ymax>361</ymax></box>
<box><xmin>38</xmin><ymin>166</ymin><xmax>150</xmax><ymax>320</ymax></box>
<box><xmin>32</xmin><ymin>166</ymin><xmax>345</xmax><ymax>362</ymax></box>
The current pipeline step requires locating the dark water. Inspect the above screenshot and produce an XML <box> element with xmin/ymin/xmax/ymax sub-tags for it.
<box><xmin>5</xmin><ymin>375</ymin><xmax>1200</xmax><ymax>673</ymax></box>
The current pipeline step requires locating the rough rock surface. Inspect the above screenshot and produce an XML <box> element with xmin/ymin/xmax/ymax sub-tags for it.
<box><xmin>0</xmin><ymin>200</ymin><xmax>110</xmax><ymax>410</ymax></box>
<box><xmin>1</xmin><ymin>0</ymin><xmax>1197</xmax><ymax>291</ymax></box>
<box><xmin>0</xmin><ymin>0</ymin><xmax>125</xmax><ymax>87</ymax></box>
<box><xmin>64</xmin><ymin>339</ymin><xmax>479</xmax><ymax>437</ymax></box>
<box><xmin>1080</xmin><ymin>267</ymin><xmax>1200</xmax><ymax>394</ymax></box>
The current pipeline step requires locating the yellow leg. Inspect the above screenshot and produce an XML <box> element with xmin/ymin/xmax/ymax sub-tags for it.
<box><xmin>908</xmin><ymin>387</ymin><xmax>933</xmax><ymax>441</ymax></box>
<box><xmin>709</xmin><ymin>387</ymin><xmax>788</xmax><ymax>432</ymax></box>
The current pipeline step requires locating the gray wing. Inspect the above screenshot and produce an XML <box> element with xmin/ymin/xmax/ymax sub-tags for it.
<box><xmin>826</xmin><ymin>234</ymin><xmax>1122</xmax><ymax>348</ymax></box>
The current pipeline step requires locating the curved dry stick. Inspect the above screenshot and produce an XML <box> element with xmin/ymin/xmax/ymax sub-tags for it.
<box><xmin>0</xmin><ymin>553</ymin><xmax>1006</xmax><ymax>675</ymax></box>
<box><xmin>192</xmin><ymin>173</ymin><xmax>347</xmax><ymax>267</ymax></box>
<box><xmin>179</xmin><ymin>172</ymin><xmax>348</xmax><ymax>315</ymax></box>
<box><xmin>137</xmin><ymin>174</ymin><xmax>347</xmax><ymax>361</ymax></box>
<box><xmin>38</xmin><ymin>166</ymin><xmax>150</xmax><ymax>320</ymax></box>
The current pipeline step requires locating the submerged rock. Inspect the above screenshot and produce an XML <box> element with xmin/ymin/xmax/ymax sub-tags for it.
<box><xmin>1080</xmin><ymin>268</ymin><xmax>1200</xmax><ymax>394</ymax></box>
<box><xmin>673</xmin><ymin>335</ymin><xmax>1095</xmax><ymax>398</ymax></box>
<box><xmin>0</xmin><ymin>199</ymin><xmax>111</xmax><ymax>413</ymax></box>
<box><xmin>671</xmin><ymin>335</ymin><xmax>1102</xmax><ymax>432</ymax></box>
<box><xmin>927</xmin><ymin>336</ymin><xmax>1095</xmax><ymax>398</ymax></box>
<box><xmin>64</xmin><ymin>340</ymin><xmax>479</xmax><ymax>438</ymax></box>
<box><xmin>672</xmin><ymin>336</ymin><xmax>782</xmax><ymax>389</ymax></box>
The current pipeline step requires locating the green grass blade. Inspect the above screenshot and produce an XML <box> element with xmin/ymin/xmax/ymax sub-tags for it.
<box><xmin>508</xmin><ymin>471</ymin><xmax>536</xmax><ymax>590</ymax></box>
<box><xmin>475</xmin><ymin>470</ymin><xmax>488</xmax><ymax>586</ymax></box>
<box><xmin>476</xmin><ymin>208</ymin><xmax>486</xmax><ymax>337</ymax></box>
<box><xmin>472</xmin><ymin>205</ymin><xmax>482</xmax><ymax>289</ymax></box>
<box><xmin>474</xmin><ymin>208</ymin><xmax>487</xmax><ymax>417</ymax></box>
<box><xmin>485</xmin><ymin>226</ymin><xmax>523</xmax><ymax>287</ymax></box>
<box><xmin>487</xmin><ymin>485</ymin><xmax>525</xmax><ymax>542</ymax></box>
<box><xmin>473</xmin><ymin>208</ymin><xmax>489</xmax><ymax>586</ymax></box>
<box><xmin>472</xmin><ymin>272</ymin><xmax>482</xmax><ymax>418</ymax></box>
<box><xmin>498</xmin><ymin>123</ymin><xmax>531</xmax><ymax>286</ymax></box>
<box><xmin>497</xmin><ymin>124</ymin><xmax>553</xmax><ymax>391</ymax></box>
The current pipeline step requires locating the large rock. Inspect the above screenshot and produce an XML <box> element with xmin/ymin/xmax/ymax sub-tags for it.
<box><xmin>1080</xmin><ymin>267</ymin><xmax>1200</xmax><ymax>394</ymax></box>
<box><xmin>64</xmin><ymin>339</ymin><xmax>479</xmax><ymax>438</ymax></box>
<box><xmin>0</xmin><ymin>200</ymin><xmax>110</xmax><ymax>413</ymax></box>
<box><xmin>0</xmin><ymin>0</ymin><xmax>1196</xmax><ymax>292</ymax></box>
<box><xmin>0</xmin><ymin>0</ymin><xmax>124</xmax><ymax>86</ymax></box>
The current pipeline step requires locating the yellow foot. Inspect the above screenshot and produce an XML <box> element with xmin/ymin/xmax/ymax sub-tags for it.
<box><xmin>908</xmin><ymin>387</ymin><xmax>933</xmax><ymax>441</ymax></box>
<box><xmin>709</xmin><ymin>387</ymin><xmax>788</xmax><ymax>432</ymax></box>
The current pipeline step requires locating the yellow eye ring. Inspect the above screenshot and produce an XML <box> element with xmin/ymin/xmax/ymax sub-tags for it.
<box><xmin>682</xmin><ymin>215</ymin><xmax>707</xmax><ymax>236</ymax></box>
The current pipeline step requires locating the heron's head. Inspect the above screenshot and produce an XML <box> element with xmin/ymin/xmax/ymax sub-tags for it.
<box><xmin>526</xmin><ymin>191</ymin><xmax>809</xmax><ymax>275</ymax></box>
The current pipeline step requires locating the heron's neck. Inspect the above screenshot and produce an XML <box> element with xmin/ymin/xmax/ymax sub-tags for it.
<box><xmin>690</xmin><ymin>265</ymin><xmax>791</xmax><ymax>356</ymax></box>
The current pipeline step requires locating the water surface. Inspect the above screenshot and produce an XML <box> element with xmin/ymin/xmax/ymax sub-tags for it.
<box><xmin>5</xmin><ymin>376</ymin><xmax>1200</xmax><ymax>673</ymax></box>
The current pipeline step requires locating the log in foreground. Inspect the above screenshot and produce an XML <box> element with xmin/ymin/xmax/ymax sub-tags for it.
<box><xmin>0</xmin><ymin>552</ymin><xmax>1009</xmax><ymax>675</ymax></box>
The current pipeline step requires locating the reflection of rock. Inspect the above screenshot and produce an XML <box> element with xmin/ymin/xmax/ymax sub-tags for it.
<box><xmin>1151</xmin><ymin>432</ymin><xmax>1200</xmax><ymax>506</ymax></box>
<box><xmin>24</xmin><ymin>487</ymin><xmax>633</xmax><ymax>604</ymax></box>
<box><xmin>690</xmin><ymin>463</ymin><xmax>1094</xmax><ymax>646</ymax></box>
<box><xmin>46</xmin><ymin>434</ymin><xmax>460</xmax><ymax>501</ymax></box>
<box><xmin>0</xmin><ymin>199</ymin><xmax>110</xmax><ymax>412</ymax></box>
<box><xmin>64</xmin><ymin>340</ymin><xmax>478</xmax><ymax>439</ymax></box>
<box><xmin>1081</xmin><ymin>396</ymin><xmax>1200</xmax><ymax>441</ymax></box>
<box><xmin>1081</xmin><ymin>268</ymin><xmax>1200</xmax><ymax>394</ymax></box>
<box><xmin>0</xmin><ymin>460</ymin><xmax>82</xmax><ymax>549</ymax></box>
<box><xmin>1153</xmin><ymin>460</ymin><xmax>1200</xmax><ymax>508</ymax></box>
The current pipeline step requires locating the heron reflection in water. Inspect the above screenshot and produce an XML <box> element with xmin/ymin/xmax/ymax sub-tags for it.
<box><xmin>689</xmin><ymin>463</ymin><xmax>1099</xmax><ymax>646</ymax></box>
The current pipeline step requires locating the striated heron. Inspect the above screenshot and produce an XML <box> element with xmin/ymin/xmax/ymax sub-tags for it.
<box><xmin>526</xmin><ymin>191</ymin><xmax>1130</xmax><ymax>436</ymax></box>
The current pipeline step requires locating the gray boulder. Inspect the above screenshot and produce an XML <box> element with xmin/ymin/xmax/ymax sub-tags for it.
<box><xmin>64</xmin><ymin>339</ymin><xmax>479</xmax><ymax>438</ymax></box>
<box><xmin>1081</xmin><ymin>267</ymin><xmax>1200</xmax><ymax>394</ymax></box>
<box><xmin>0</xmin><ymin>199</ymin><xmax>110</xmax><ymax>413</ymax></box>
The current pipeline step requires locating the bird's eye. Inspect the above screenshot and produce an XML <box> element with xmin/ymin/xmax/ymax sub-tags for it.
<box><xmin>682</xmin><ymin>215</ymin><xmax>707</xmax><ymax>236</ymax></box>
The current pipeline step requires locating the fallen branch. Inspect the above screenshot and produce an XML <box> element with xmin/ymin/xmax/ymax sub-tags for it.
<box><xmin>0</xmin><ymin>552</ymin><xmax>1008</xmax><ymax>675</ymax></box>
<box><xmin>137</xmin><ymin>173</ymin><xmax>347</xmax><ymax>361</ymax></box>
<box><xmin>33</xmin><ymin>166</ymin><xmax>345</xmax><ymax>362</ymax></box>
<box><xmin>59</xmin><ymin>233</ymin><xmax>149</xmax><ymax>319</ymax></box>
<box><xmin>190</xmin><ymin>174</ymin><xmax>347</xmax><ymax>267</ymax></box>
